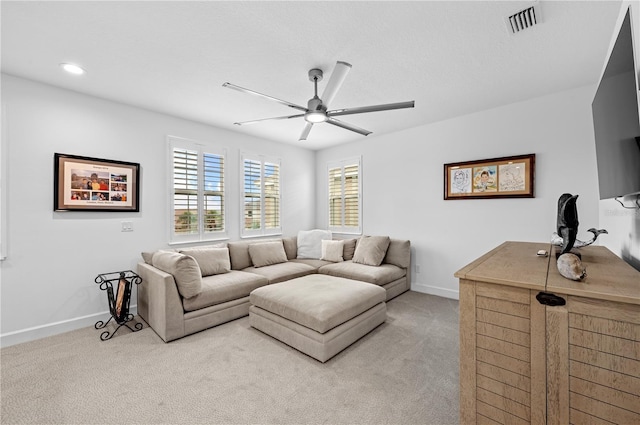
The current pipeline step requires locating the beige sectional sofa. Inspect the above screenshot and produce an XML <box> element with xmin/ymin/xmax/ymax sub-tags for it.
<box><xmin>137</xmin><ymin>234</ymin><xmax>411</xmax><ymax>342</ymax></box>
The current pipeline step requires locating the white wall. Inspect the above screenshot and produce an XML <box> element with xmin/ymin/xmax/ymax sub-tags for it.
<box><xmin>0</xmin><ymin>74</ymin><xmax>316</xmax><ymax>346</ymax></box>
<box><xmin>316</xmin><ymin>85</ymin><xmax>601</xmax><ymax>299</ymax></box>
<box><xmin>597</xmin><ymin>1</ymin><xmax>640</xmax><ymax>270</ymax></box>
<box><xmin>4</xmin><ymin>0</ymin><xmax>638</xmax><ymax>345</ymax></box>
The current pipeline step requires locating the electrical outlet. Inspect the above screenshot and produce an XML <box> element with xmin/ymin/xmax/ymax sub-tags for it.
<box><xmin>416</xmin><ymin>265</ymin><xmax>421</xmax><ymax>274</ymax></box>
<box><xmin>121</xmin><ymin>221</ymin><xmax>133</xmax><ymax>232</ymax></box>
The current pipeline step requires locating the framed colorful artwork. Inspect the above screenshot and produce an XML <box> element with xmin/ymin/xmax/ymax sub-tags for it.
<box><xmin>444</xmin><ymin>154</ymin><xmax>535</xmax><ymax>200</ymax></box>
<box><xmin>54</xmin><ymin>153</ymin><xmax>140</xmax><ymax>211</ymax></box>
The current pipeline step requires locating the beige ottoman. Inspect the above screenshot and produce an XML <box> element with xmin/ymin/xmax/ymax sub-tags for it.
<box><xmin>249</xmin><ymin>274</ymin><xmax>386</xmax><ymax>363</ymax></box>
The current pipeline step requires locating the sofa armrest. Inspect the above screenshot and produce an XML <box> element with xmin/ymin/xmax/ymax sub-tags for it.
<box><xmin>137</xmin><ymin>262</ymin><xmax>185</xmax><ymax>342</ymax></box>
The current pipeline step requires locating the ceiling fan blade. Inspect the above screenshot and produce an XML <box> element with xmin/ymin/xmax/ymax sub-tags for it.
<box><xmin>326</xmin><ymin>118</ymin><xmax>372</xmax><ymax>136</ymax></box>
<box><xmin>327</xmin><ymin>101</ymin><xmax>415</xmax><ymax>117</ymax></box>
<box><xmin>299</xmin><ymin>122</ymin><xmax>314</xmax><ymax>141</ymax></box>
<box><xmin>320</xmin><ymin>61</ymin><xmax>352</xmax><ymax>107</ymax></box>
<box><xmin>222</xmin><ymin>82</ymin><xmax>308</xmax><ymax>112</ymax></box>
<box><xmin>234</xmin><ymin>113</ymin><xmax>305</xmax><ymax>126</ymax></box>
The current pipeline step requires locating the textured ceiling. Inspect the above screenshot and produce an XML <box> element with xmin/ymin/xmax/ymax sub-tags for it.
<box><xmin>1</xmin><ymin>1</ymin><xmax>623</xmax><ymax>150</ymax></box>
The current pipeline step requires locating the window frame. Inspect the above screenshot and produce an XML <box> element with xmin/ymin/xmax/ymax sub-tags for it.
<box><xmin>0</xmin><ymin>103</ymin><xmax>7</xmax><ymax>260</ymax></box>
<box><xmin>240</xmin><ymin>152</ymin><xmax>282</xmax><ymax>238</ymax></box>
<box><xmin>168</xmin><ymin>136</ymin><xmax>227</xmax><ymax>245</ymax></box>
<box><xmin>327</xmin><ymin>156</ymin><xmax>362</xmax><ymax>235</ymax></box>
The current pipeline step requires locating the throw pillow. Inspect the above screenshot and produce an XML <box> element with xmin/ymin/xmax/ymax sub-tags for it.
<box><xmin>321</xmin><ymin>240</ymin><xmax>344</xmax><ymax>262</ymax></box>
<box><xmin>151</xmin><ymin>251</ymin><xmax>202</xmax><ymax>299</ymax></box>
<box><xmin>178</xmin><ymin>247</ymin><xmax>231</xmax><ymax>276</ymax></box>
<box><xmin>249</xmin><ymin>241</ymin><xmax>288</xmax><ymax>268</ymax></box>
<box><xmin>297</xmin><ymin>229</ymin><xmax>332</xmax><ymax>259</ymax></box>
<box><xmin>352</xmin><ymin>236</ymin><xmax>391</xmax><ymax>266</ymax></box>
<box><xmin>342</xmin><ymin>239</ymin><xmax>357</xmax><ymax>260</ymax></box>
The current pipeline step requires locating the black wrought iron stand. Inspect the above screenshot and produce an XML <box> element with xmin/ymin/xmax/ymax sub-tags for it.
<box><xmin>94</xmin><ymin>270</ymin><xmax>143</xmax><ymax>341</ymax></box>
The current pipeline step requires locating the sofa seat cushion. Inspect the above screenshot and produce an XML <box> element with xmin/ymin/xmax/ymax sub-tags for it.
<box><xmin>319</xmin><ymin>261</ymin><xmax>406</xmax><ymax>286</ymax></box>
<box><xmin>289</xmin><ymin>258</ymin><xmax>332</xmax><ymax>271</ymax></box>
<box><xmin>182</xmin><ymin>270</ymin><xmax>268</xmax><ymax>312</ymax></box>
<box><xmin>250</xmin><ymin>274</ymin><xmax>386</xmax><ymax>334</ymax></box>
<box><xmin>242</xmin><ymin>262</ymin><xmax>316</xmax><ymax>284</ymax></box>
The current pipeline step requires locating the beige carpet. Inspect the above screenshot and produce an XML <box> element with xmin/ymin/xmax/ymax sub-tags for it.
<box><xmin>0</xmin><ymin>291</ymin><xmax>459</xmax><ymax>425</ymax></box>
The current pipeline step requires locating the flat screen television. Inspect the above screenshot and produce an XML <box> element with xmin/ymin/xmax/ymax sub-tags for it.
<box><xmin>592</xmin><ymin>7</ymin><xmax>640</xmax><ymax>200</ymax></box>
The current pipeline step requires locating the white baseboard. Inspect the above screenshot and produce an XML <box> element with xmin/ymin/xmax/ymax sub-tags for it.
<box><xmin>0</xmin><ymin>305</ymin><xmax>138</xmax><ymax>348</ymax></box>
<box><xmin>411</xmin><ymin>282</ymin><xmax>459</xmax><ymax>300</ymax></box>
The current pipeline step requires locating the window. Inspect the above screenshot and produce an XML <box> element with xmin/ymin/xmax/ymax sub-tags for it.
<box><xmin>241</xmin><ymin>154</ymin><xmax>281</xmax><ymax>237</ymax></box>
<box><xmin>328</xmin><ymin>157</ymin><xmax>361</xmax><ymax>234</ymax></box>
<box><xmin>169</xmin><ymin>136</ymin><xmax>226</xmax><ymax>243</ymax></box>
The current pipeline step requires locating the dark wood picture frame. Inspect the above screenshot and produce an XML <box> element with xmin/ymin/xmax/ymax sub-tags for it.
<box><xmin>54</xmin><ymin>153</ymin><xmax>140</xmax><ymax>211</ymax></box>
<box><xmin>444</xmin><ymin>153</ymin><xmax>535</xmax><ymax>200</ymax></box>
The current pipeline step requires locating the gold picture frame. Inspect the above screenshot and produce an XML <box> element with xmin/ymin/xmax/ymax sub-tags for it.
<box><xmin>444</xmin><ymin>154</ymin><xmax>535</xmax><ymax>200</ymax></box>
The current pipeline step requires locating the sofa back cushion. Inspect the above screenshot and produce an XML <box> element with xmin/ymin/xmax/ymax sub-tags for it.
<box><xmin>227</xmin><ymin>241</ymin><xmax>252</xmax><ymax>270</ymax></box>
<box><xmin>282</xmin><ymin>237</ymin><xmax>297</xmax><ymax>260</ymax></box>
<box><xmin>342</xmin><ymin>239</ymin><xmax>357</xmax><ymax>260</ymax></box>
<box><xmin>249</xmin><ymin>241</ymin><xmax>288</xmax><ymax>268</ymax></box>
<box><xmin>178</xmin><ymin>247</ymin><xmax>231</xmax><ymax>276</ymax></box>
<box><xmin>141</xmin><ymin>251</ymin><xmax>155</xmax><ymax>264</ymax></box>
<box><xmin>352</xmin><ymin>236</ymin><xmax>391</xmax><ymax>266</ymax></box>
<box><xmin>384</xmin><ymin>239</ymin><xmax>411</xmax><ymax>269</ymax></box>
<box><xmin>228</xmin><ymin>238</ymin><xmax>286</xmax><ymax>270</ymax></box>
<box><xmin>151</xmin><ymin>251</ymin><xmax>202</xmax><ymax>299</ymax></box>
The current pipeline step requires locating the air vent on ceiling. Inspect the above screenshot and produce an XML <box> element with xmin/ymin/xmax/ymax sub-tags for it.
<box><xmin>506</xmin><ymin>4</ymin><xmax>539</xmax><ymax>34</ymax></box>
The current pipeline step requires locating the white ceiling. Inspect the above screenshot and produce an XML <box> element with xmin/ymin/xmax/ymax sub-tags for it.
<box><xmin>1</xmin><ymin>1</ymin><xmax>623</xmax><ymax>150</ymax></box>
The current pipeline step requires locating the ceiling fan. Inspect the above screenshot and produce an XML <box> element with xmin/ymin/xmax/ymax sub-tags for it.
<box><xmin>223</xmin><ymin>61</ymin><xmax>415</xmax><ymax>141</ymax></box>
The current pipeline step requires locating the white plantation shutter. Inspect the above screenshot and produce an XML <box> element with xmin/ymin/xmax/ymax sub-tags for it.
<box><xmin>329</xmin><ymin>167</ymin><xmax>343</xmax><ymax>227</ymax></box>
<box><xmin>203</xmin><ymin>153</ymin><xmax>224</xmax><ymax>233</ymax></box>
<box><xmin>173</xmin><ymin>148</ymin><xmax>199</xmax><ymax>235</ymax></box>
<box><xmin>169</xmin><ymin>136</ymin><xmax>226</xmax><ymax>243</ymax></box>
<box><xmin>264</xmin><ymin>161</ymin><xmax>280</xmax><ymax>230</ymax></box>
<box><xmin>328</xmin><ymin>158</ymin><xmax>361</xmax><ymax>234</ymax></box>
<box><xmin>243</xmin><ymin>159</ymin><xmax>261</xmax><ymax>232</ymax></box>
<box><xmin>241</xmin><ymin>154</ymin><xmax>282</xmax><ymax>237</ymax></box>
<box><xmin>241</xmin><ymin>154</ymin><xmax>281</xmax><ymax>237</ymax></box>
<box><xmin>343</xmin><ymin>164</ymin><xmax>359</xmax><ymax>228</ymax></box>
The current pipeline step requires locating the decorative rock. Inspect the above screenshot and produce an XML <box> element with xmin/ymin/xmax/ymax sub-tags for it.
<box><xmin>557</xmin><ymin>253</ymin><xmax>587</xmax><ymax>281</ymax></box>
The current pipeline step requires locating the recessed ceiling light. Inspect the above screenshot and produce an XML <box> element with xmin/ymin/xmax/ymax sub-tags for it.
<box><xmin>60</xmin><ymin>63</ymin><xmax>86</xmax><ymax>75</ymax></box>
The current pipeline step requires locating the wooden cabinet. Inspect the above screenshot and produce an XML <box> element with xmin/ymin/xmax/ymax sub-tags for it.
<box><xmin>456</xmin><ymin>242</ymin><xmax>640</xmax><ymax>425</ymax></box>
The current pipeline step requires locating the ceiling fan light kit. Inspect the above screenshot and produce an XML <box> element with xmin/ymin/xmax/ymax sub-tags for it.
<box><xmin>224</xmin><ymin>61</ymin><xmax>414</xmax><ymax>141</ymax></box>
<box><xmin>304</xmin><ymin>111</ymin><xmax>327</xmax><ymax>123</ymax></box>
